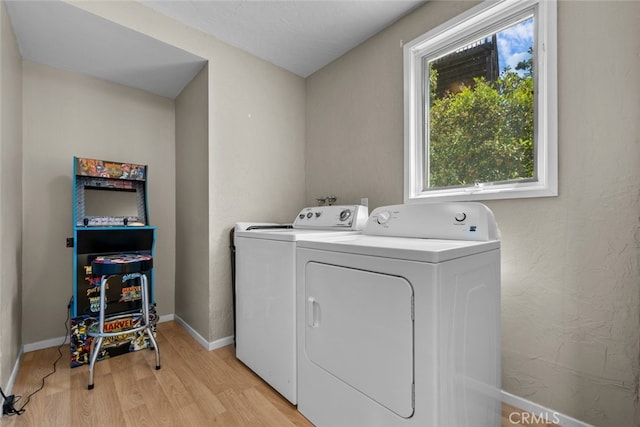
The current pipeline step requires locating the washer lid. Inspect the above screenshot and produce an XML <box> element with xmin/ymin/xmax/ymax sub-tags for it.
<box><xmin>235</xmin><ymin>227</ymin><xmax>362</xmax><ymax>242</ymax></box>
<box><xmin>296</xmin><ymin>234</ymin><xmax>499</xmax><ymax>262</ymax></box>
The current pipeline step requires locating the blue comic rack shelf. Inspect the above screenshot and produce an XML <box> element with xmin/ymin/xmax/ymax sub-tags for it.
<box><xmin>69</xmin><ymin>157</ymin><xmax>157</xmax><ymax>367</ymax></box>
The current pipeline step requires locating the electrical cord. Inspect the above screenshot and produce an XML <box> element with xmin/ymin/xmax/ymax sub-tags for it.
<box><xmin>1</xmin><ymin>298</ymin><xmax>71</xmax><ymax>416</ymax></box>
<box><xmin>1</xmin><ymin>385</ymin><xmax>21</xmax><ymax>415</ymax></box>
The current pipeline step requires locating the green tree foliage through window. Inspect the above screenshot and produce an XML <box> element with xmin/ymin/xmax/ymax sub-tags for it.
<box><xmin>426</xmin><ymin>28</ymin><xmax>534</xmax><ymax>189</ymax></box>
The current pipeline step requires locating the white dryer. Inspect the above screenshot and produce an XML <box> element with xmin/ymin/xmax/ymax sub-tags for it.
<box><xmin>296</xmin><ymin>202</ymin><xmax>501</xmax><ymax>427</ymax></box>
<box><xmin>234</xmin><ymin>204</ymin><xmax>368</xmax><ymax>404</ymax></box>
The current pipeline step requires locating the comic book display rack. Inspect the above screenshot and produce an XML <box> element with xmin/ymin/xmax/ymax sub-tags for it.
<box><xmin>69</xmin><ymin>157</ymin><xmax>157</xmax><ymax>367</ymax></box>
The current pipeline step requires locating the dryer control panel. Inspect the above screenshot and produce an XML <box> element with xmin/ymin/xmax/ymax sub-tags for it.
<box><xmin>366</xmin><ymin>203</ymin><xmax>500</xmax><ymax>241</ymax></box>
<box><xmin>294</xmin><ymin>205</ymin><xmax>368</xmax><ymax>230</ymax></box>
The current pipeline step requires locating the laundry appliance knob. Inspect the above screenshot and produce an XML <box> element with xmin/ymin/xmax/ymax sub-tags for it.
<box><xmin>376</xmin><ymin>211</ymin><xmax>391</xmax><ymax>225</ymax></box>
<box><xmin>455</xmin><ymin>212</ymin><xmax>467</xmax><ymax>222</ymax></box>
<box><xmin>339</xmin><ymin>209</ymin><xmax>352</xmax><ymax>222</ymax></box>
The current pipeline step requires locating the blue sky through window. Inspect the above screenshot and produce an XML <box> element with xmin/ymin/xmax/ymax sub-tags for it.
<box><xmin>496</xmin><ymin>16</ymin><xmax>534</xmax><ymax>76</ymax></box>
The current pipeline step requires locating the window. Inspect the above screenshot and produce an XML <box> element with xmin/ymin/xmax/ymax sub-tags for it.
<box><xmin>404</xmin><ymin>0</ymin><xmax>557</xmax><ymax>202</ymax></box>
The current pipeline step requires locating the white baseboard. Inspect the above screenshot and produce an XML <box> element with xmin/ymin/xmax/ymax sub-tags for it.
<box><xmin>22</xmin><ymin>336</ymin><xmax>67</xmax><ymax>353</ymax></box>
<box><xmin>501</xmin><ymin>390</ymin><xmax>594</xmax><ymax>427</ymax></box>
<box><xmin>20</xmin><ymin>313</ymin><xmax>232</xmax><ymax>354</ymax></box>
<box><xmin>158</xmin><ymin>313</ymin><xmax>175</xmax><ymax>323</ymax></box>
<box><xmin>4</xmin><ymin>347</ymin><xmax>23</xmax><ymax>394</ymax></box>
<box><xmin>22</xmin><ymin>312</ymin><xmax>175</xmax><ymax>354</ymax></box>
<box><xmin>209</xmin><ymin>335</ymin><xmax>235</xmax><ymax>351</ymax></box>
<box><xmin>173</xmin><ymin>314</ymin><xmax>234</xmax><ymax>351</ymax></box>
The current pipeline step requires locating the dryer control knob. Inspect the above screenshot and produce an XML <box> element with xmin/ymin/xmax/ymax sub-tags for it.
<box><xmin>455</xmin><ymin>212</ymin><xmax>467</xmax><ymax>222</ymax></box>
<box><xmin>376</xmin><ymin>211</ymin><xmax>391</xmax><ymax>225</ymax></box>
<box><xmin>339</xmin><ymin>209</ymin><xmax>352</xmax><ymax>222</ymax></box>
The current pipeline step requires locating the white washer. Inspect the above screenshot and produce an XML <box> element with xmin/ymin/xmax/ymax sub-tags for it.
<box><xmin>296</xmin><ymin>202</ymin><xmax>501</xmax><ymax>427</ymax></box>
<box><xmin>234</xmin><ymin>205</ymin><xmax>368</xmax><ymax>404</ymax></box>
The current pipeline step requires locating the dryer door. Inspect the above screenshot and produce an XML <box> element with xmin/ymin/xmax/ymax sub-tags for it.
<box><xmin>305</xmin><ymin>262</ymin><xmax>414</xmax><ymax>418</ymax></box>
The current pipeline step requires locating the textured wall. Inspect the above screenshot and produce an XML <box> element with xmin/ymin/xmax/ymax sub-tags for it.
<box><xmin>0</xmin><ymin>0</ymin><xmax>22</xmax><ymax>390</ymax></box>
<box><xmin>495</xmin><ymin>2</ymin><xmax>640</xmax><ymax>425</ymax></box>
<box><xmin>206</xmin><ymin>48</ymin><xmax>307</xmax><ymax>341</ymax></box>
<box><xmin>22</xmin><ymin>61</ymin><xmax>176</xmax><ymax>343</ymax></box>
<box><xmin>305</xmin><ymin>1</ymin><xmax>474</xmax><ymax>209</ymax></box>
<box><xmin>70</xmin><ymin>1</ymin><xmax>307</xmax><ymax>343</ymax></box>
<box><xmin>305</xmin><ymin>1</ymin><xmax>640</xmax><ymax>425</ymax></box>
<box><xmin>175</xmin><ymin>65</ymin><xmax>210</xmax><ymax>336</ymax></box>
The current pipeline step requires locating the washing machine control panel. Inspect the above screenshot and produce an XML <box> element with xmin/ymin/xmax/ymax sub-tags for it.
<box><xmin>294</xmin><ymin>205</ymin><xmax>368</xmax><ymax>230</ymax></box>
<box><xmin>366</xmin><ymin>203</ymin><xmax>500</xmax><ymax>241</ymax></box>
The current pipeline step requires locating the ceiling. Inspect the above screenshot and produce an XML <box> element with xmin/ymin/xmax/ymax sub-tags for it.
<box><xmin>6</xmin><ymin>0</ymin><xmax>425</xmax><ymax>98</ymax></box>
<box><xmin>5</xmin><ymin>0</ymin><xmax>207</xmax><ymax>99</ymax></box>
<box><xmin>140</xmin><ymin>0</ymin><xmax>425</xmax><ymax>78</ymax></box>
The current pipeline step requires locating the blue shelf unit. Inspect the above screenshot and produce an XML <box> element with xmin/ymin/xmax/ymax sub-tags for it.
<box><xmin>70</xmin><ymin>157</ymin><xmax>157</xmax><ymax>367</ymax></box>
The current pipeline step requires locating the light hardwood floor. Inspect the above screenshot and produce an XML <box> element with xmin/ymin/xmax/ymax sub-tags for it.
<box><xmin>1</xmin><ymin>321</ymin><xmax>555</xmax><ymax>427</ymax></box>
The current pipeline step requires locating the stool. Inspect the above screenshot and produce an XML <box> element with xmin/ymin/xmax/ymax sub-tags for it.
<box><xmin>87</xmin><ymin>254</ymin><xmax>160</xmax><ymax>390</ymax></box>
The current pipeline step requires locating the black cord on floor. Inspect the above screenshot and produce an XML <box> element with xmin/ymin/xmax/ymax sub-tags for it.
<box><xmin>1</xmin><ymin>385</ymin><xmax>20</xmax><ymax>415</ymax></box>
<box><xmin>2</xmin><ymin>298</ymin><xmax>71</xmax><ymax>416</ymax></box>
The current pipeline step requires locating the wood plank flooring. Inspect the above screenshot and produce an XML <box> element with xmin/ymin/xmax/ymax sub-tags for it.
<box><xmin>1</xmin><ymin>321</ymin><xmax>555</xmax><ymax>427</ymax></box>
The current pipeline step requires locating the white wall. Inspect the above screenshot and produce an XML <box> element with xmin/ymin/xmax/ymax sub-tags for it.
<box><xmin>497</xmin><ymin>3</ymin><xmax>640</xmax><ymax>424</ymax></box>
<box><xmin>306</xmin><ymin>1</ymin><xmax>473</xmax><ymax>208</ymax></box>
<box><xmin>305</xmin><ymin>1</ymin><xmax>640</xmax><ymax>425</ymax></box>
<box><xmin>206</xmin><ymin>47</ymin><xmax>306</xmax><ymax>340</ymax></box>
<box><xmin>0</xmin><ymin>0</ymin><xmax>22</xmax><ymax>389</ymax></box>
<box><xmin>175</xmin><ymin>64</ymin><xmax>209</xmax><ymax>336</ymax></box>
<box><xmin>45</xmin><ymin>1</ymin><xmax>307</xmax><ymax>343</ymax></box>
<box><xmin>22</xmin><ymin>61</ymin><xmax>176</xmax><ymax>343</ymax></box>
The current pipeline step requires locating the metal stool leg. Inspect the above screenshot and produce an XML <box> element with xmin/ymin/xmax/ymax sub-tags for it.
<box><xmin>87</xmin><ymin>336</ymin><xmax>103</xmax><ymax>390</ymax></box>
<box><xmin>141</xmin><ymin>274</ymin><xmax>160</xmax><ymax>370</ymax></box>
<box><xmin>88</xmin><ymin>275</ymin><xmax>108</xmax><ymax>390</ymax></box>
<box><xmin>87</xmin><ymin>255</ymin><xmax>158</xmax><ymax>390</ymax></box>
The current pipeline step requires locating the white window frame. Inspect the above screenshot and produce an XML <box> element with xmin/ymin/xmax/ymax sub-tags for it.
<box><xmin>403</xmin><ymin>0</ymin><xmax>557</xmax><ymax>203</ymax></box>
